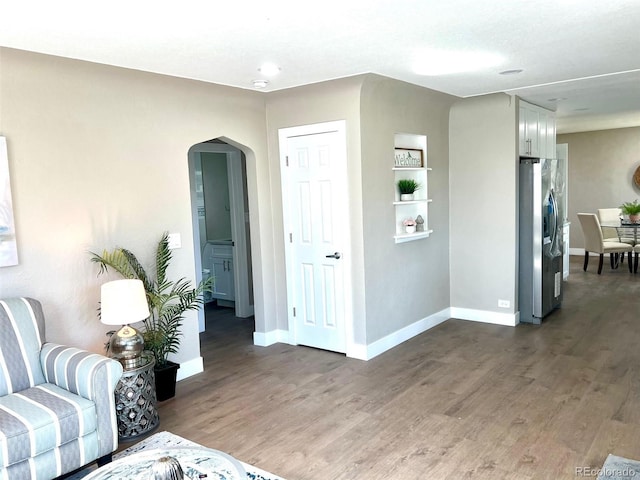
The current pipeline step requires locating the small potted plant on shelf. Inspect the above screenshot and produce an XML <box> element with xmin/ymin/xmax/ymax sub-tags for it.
<box><xmin>91</xmin><ymin>232</ymin><xmax>213</xmax><ymax>401</ymax></box>
<box><xmin>397</xmin><ymin>179</ymin><xmax>421</xmax><ymax>201</ymax></box>
<box><xmin>403</xmin><ymin>218</ymin><xmax>417</xmax><ymax>234</ymax></box>
<box><xmin>621</xmin><ymin>200</ymin><xmax>640</xmax><ymax>223</ymax></box>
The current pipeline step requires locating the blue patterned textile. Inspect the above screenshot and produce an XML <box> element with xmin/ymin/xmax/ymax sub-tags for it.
<box><xmin>0</xmin><ymin>297</ymin><xmax>123</xmax><ymax>480</ymax></box>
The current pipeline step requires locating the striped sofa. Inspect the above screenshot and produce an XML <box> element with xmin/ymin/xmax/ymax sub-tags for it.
<box><xmin>0</xmin><ymin>297</ymin><xmax>123</xmax><ymax>480</ymax></box>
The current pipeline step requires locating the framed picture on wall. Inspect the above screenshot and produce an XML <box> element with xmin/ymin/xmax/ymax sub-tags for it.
<box><xmin>394</xmin><ymin>148</ymin><xmax>423</xmax><ymax>168</ymax></box>
<box><xmin>0</xmin><ymin>136</ymin><xmax>19</xmax><ymax>267</ymax></box>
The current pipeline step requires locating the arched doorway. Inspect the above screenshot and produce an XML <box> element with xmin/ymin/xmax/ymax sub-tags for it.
<box><xmin>188</xmin><ymin>138</ymin><xmax>254</xmax><ymax>338</ymax></box>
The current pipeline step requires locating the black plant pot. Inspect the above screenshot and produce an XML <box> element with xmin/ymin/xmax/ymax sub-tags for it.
<box><xmin>154</xmin><ymin>360</ymin><xmax>180</xmax><ymax>402</ymax></box>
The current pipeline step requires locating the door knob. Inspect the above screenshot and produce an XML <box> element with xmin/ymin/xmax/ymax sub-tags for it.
<box><xmin>326</xmin><ymin>252</ymin><xmax>342</xmax><ymax>259</ymax></box>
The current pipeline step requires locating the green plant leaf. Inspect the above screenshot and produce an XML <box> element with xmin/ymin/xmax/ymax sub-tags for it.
<box><xmin>397</xmin><ymin>179</ymin><xmax>421</xmax><ymax>194</ymax></box>
<box><xmin>621</xmin><ymin>200</ymin><xmax>640</xmax><ymax>215</ymax></box>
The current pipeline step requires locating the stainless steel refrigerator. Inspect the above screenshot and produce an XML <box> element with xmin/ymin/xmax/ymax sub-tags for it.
<box><xmin>518</xmin><ymin>157</ymin><xmax>564</xmax><ymax>324</ymax></box>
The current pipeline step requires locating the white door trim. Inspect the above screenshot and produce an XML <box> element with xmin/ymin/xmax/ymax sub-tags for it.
<box><xmin>278</xmin><ymin>120</ymin><xmax>353</xmax><ymax>354</ymax></box>
<box><xmin>227</xmin><ymin>154</ymin><xmax>254</xmax><ymax>318</ymax></box>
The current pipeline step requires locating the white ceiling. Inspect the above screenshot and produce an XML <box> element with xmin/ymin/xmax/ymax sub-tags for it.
<box><xmin>1</xmin><ymin>0</ymin><xmax>639</xmax><ymax>134</ymax></box>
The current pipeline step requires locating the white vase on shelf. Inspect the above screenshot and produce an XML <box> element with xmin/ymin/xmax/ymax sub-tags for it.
<box><xmin>400</xmin><ymin>194</ymin><xmax>414</xmax><ymax>201</ymax></box>
<box><xmin>405</xmin><ymin>225</ymin><xmax>416</xmax><ymax>234</ymax></box>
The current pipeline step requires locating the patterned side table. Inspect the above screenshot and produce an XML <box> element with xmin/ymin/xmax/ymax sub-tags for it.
<box><xmin>114</xmin><ymin>353</ymin><xmax>160</xmax><ymax>441</ymax></box>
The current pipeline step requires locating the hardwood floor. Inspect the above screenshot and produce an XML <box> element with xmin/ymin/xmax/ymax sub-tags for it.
<box><xmin>153</xmin><ymin>257</ymin><xmax>640</xmax><ymax>479</ymax></box>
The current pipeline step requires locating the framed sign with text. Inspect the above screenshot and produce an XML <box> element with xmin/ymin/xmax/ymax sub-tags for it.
<box><xmin>394</xmin><ymin>148</ymin><xmax>423</xmax><ymax>168</ymax></box>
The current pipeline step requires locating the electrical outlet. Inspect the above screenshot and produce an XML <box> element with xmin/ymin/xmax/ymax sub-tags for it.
<box><xmin>167</xmin><ymin>233</ymin><xmax>182</xmax><ymax>250</ymax></box>
<box><xmin>498</xmin><ymin>299</ymin><xmax>510</xmax><ymax>308</ymax></box>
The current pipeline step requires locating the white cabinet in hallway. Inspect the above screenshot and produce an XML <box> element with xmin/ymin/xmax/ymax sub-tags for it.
<box><xmin>212</xmin><ymin>255</ymin><xmax>234</xmax><ymax>303</ymax></box>
<box><xmin>202</xmin><ymin>241</ymin><xmax>235</xmax><ymax>306</ymax></box>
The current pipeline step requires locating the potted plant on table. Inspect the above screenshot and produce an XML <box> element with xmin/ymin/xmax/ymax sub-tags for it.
<box><xmin>397</xmin><ymin>179</ymin><xmax>421</xmax><ymax>201</ymax></box>
<box><xmin>621</xmin><ymin>200</ymin><xmax>640</xmax><ymax>223</ymax></box>
<box><xmin>91</xmin><ymin>232</ymin><xmax>213</xmax><ymax>401</ymax></box>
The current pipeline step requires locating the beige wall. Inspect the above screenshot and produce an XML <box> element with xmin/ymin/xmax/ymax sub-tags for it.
<box><xmin>0</xmin><ymin>48</ymin><xmax>457</xmax><ymax>367</ymax></box>
<box><xmin>265</xmin><ymin>76</ymin><xmax>366</xmax><ymax>344</ymax></box>
<box><xmin>4</xmin><ymin>46</ymin><xmax>586</xmax><ymax>369</ymax></box>
<box><xmin>557</xmin><ymin>126</ymin><xmax>640</xmax><ymax>250</ymax></box>
<box><xmin>265</xmin><ymin>75</ymin><xmax>457</xmax><ymax>348</ymax></box>
<box><xmin>0</xmin><ymin>48</ymin><xmax>273</xmax><ymax>374</ymax></box>
<box><xmin>359</xmin><ymin>75</ymin><xmax>456</xmax><ymax>342</ymax></box>
<box><xmin>449</xmin><ymin>94</ymin><xmax>519</xmax><ymax>319</ymax></box>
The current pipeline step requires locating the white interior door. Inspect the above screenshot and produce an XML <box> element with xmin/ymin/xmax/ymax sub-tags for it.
<box><xmin>280</xmin><ymin>121</ymin><xmax>349</xmax><ymax>353</ymax></box>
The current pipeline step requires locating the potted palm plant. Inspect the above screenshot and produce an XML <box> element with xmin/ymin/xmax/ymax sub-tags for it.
<box><xmin>621</xmin><ymin>200</ymin><xmax>640</xmax><ymax>223</ymax></box>
<box><xmin>91</xmin><ymin>232</ymin><xmax>212</xmax><ymax>401</ymax></box>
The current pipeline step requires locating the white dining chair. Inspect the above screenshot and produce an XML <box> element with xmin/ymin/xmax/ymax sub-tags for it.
<box><xmin>578</xmin><ymin>213</ymin><xmax>633</xmax><ymax>274</ymax></box>
<box><xmin>597</xmin><ymin>208</ymin><xmax>634</xmax><ymax>244</ymax></box>
<box><xmin>597</xmin><ymin>207</ymin><xmax>634</xmax><ymax>266</ymax></box>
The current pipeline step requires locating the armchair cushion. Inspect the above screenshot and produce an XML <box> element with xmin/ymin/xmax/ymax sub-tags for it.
<box><xmin>40</xmin><ymin>343</ymin><xmax>121</xmax><ymax>457</ymax></box>
<box><xmin>0</xmin><ymin>384</ymin><xmax>97</xmax><ymax>468</ymax></box>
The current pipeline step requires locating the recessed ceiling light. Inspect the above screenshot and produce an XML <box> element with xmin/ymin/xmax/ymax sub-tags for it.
<box><xmin>258</xmin><ymin>63</ymin><xmax>281</xmax><ymax>76</ymax></box>
<box><xmin>252</xmin><ymin>79</ymin><xmax>269</xmax><ymax>89</ymax></box>
<box><xmin>499</xmin><ymin>69</ymin><xmax>524</xmax><ymax>75</ymax></box>
<box><xmin>573</xmin><ymin>107</ymin><xmax>590</xmax><ymax>111</ymax></box>
<box><xmin>547</xmin><ymin>97</ymin><xmax>567</xmax><ymax>102</ymax></box>
<box><xmin>413</xmin><ymin>50</ymin><xmax>504</xmax><ymax>76</ymax></box>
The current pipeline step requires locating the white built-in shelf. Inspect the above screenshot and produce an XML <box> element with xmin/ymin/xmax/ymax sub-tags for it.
<box><xmin>393</xmin><ymin>199</ymin><xmax>432</xmax><ymax>206</ymax></box>
<box><xmin>394</xmin><ymin>230</ymin><xmax>433</xmax><ymax>244</ymax></box>
<box><xmin>393</xmin><ymin>133</ymin><xmax>430</xmax><ymax>244</ymax></box>
<box><xmin>392</xmin><ymin>167</ymin><xmax>432</xmax><ymax>171</ymax></box>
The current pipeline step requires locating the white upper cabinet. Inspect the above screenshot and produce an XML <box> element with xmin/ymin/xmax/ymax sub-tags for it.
<box><xmin>518</xmin><ymin>100</ymin><xmax>556</xmax><ymax>158</ymax></box>
<box><xmin>538</xmin><ymin>110</ymin><xmax>548</xmax><ymax>158</ymax></box>
<box><xmin>545</xmin><ymin>115</ymin><xmax>557</xmax><ymax>159</ymax></box>
<box><xmin>519</xmin><ymin>103</ymin><xmax>540</xmax><ymax>157</ymax></box>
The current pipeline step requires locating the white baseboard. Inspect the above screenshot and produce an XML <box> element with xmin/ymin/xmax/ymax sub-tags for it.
<box><xmin>176</xmin><ymin>356</ymin><xmax>204</xmax><ymax>382</ymax></box>
<box><xmin>346</xmin><ymin>343</ymin><xmax>368</xmax><ymax>360</ymax></box>
<box><xmin>449</xmin><ymin>307</ymin><xmax>519</xmax><ymax>326</ymax></box>
<box><xmin>253</xmin><ymin>329</ymin><xmax>290</xmax><ymax>346</ymax></box>
<box><xmin>354</xmin><ymin>308</ymin><xmax>451</xmax><ymax>361</ymax></box>
<box><xmin>250</xmin><ymin>307</ymin><xmax>518</xmax><ymax>363</ymax></box>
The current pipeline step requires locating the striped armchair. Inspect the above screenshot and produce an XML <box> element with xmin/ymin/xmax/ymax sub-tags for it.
<box><xmin>0</xmin><ymin>297</ymin><xmax>123</xmax><ymax>480</ymax></box>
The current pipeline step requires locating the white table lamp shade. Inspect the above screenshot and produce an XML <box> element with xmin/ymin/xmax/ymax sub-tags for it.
<box><xmin>100</xmin><ymin>279</ymin><xmax>150</xmax><ymax>326</ymax></box>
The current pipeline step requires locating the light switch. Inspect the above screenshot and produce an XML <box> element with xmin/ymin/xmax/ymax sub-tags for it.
<box><xmin>167</xmin><ymin>233</ymin><xmax>182</xmax><ymax>249</ymax></box>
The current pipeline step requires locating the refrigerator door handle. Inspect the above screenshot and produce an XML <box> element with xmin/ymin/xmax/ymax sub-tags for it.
<box><xmin>550</xmin><ymin>188</ymin><xmax>559</xmax><ymax>247</ymax></box>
